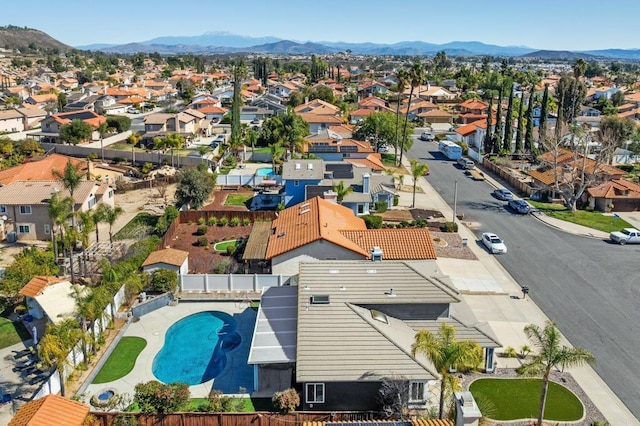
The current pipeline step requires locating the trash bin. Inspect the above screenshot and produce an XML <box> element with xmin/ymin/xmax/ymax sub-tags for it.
<box><xmin>461</xmin><ymin>238</ymin><xmax>468</xmax><ymax>246</ymax></box>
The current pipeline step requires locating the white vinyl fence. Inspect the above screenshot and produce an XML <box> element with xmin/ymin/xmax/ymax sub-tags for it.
<box><xmin>180</xmin><ymin>273</ymin><xmax>294</xmax><ymax>292</ymax></box>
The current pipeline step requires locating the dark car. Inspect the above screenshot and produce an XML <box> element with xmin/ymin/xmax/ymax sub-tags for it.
<box><xmin>508</xmin><ymin>199</ymin><xmax>531</xmax><ymax>214</ymax></box>
<box><xmin>493</xmin><ymin>189</ymin><xmax>513</xmax><ymax>201</ymax></box>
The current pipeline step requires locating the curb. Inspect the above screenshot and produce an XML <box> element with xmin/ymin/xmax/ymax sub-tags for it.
<box><xmin>529</xmin><ymin>211</ymin><xmax>608</xmax><ymax>240</ymax></box>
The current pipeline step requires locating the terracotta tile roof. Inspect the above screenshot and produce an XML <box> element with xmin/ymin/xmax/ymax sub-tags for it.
<box><xmin>537</xmin><ymin>148</ymin><xmax>575</xmax><ymax>164</ymax></box>
<box><xmin>0</xmin><ymin>109</ymin><xmax>24</xmax><ymax>120</ymax></box>
<box><xmin>296</xmin><ymin>113</ymin><xmax>344</xmax><ymax>124</ymax></box>
<box><xmin>350</xmin><ymin>108</ymin><xmax>375</xmax><ymax>117</ymax></box>
<box><xmin>265</xmin><ymin>197</ymin><xmax>369</xmax><ymax>259</ymax></box>
<box><xmin>294</xmin><ymin>99</ymin><xmax>340</xmax><ymax>114</ymax></box>
<box><xmin>587</xmin><ymin>178</ymin><xmax>640</xmax><ymax>199</ymax></box>
<box><xmin>48</xmin><ymin>110</ymin><xmax>106</xmax><ymax>129</ymax></box>
<box><xmin>418</xmin><ymin>109</ymin><xmax>453</xmax><ymax>118</ymax></box>
<box><xmin>142</xmin><ymin>248</ymin><xmax>189</xmax><ymax>267</ymax></box>
<box><xmin>340</xmin><ymin>228</ymin><xmax>437</xmax><ymax>259</ymax></box>
<box><xmin>455</xmin><ymin>122</ymin><xmax>478</xmax><ymax>136</ymax></box>
<box><xmin>0</xmin><ymin>154</ymin><xmax>87</xmax><ymax>185</ymax></box>
<box><xmin>345</xmin><ymin>153</ymin><xmax>385</xmax><ymax>171</ymax></box>
<box><xmin>197</xmin><ymin>105</ymin><xmax>228</xmax><ymax>114</ymax></box>
<box><xmin>19</xmin><ymin>276</ymin><xmax>67</xmax><ymax>298</ymax></box>
<box><xmin>8</xmin><ymin>394</ymin><xmax>89</xmax><ymax>426</ymax></box>
<box><xmin>16</xmin><ymin>107</ymin><xmax>48</xmax><ymax>118</ymax></box>
<box><xmin>328</xmin><ymin>124</ymin><xmax>354</xmax><ymax>137</ymax></box>
<box><xmin>538</xmin><ymin>148</ymin><xmax>625</xmax><ymax>176</ymax></box>
<box><xmin>29</xmin><ymin>94</ymin><xmax>57</xmax><ymax>103</ymax></box>
<box><xmin>459</xmin><ymin>99</ymin><xmax>488</xmax><ymax>110</ymax></box>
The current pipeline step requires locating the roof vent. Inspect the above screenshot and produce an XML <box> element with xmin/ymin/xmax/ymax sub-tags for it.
<box><xmin>278</xmin><ymin>232</ymin><xmax>286</xmax><ymax>238</ymax></box>
<box><xmin>371</xmin><ymin>246</ymin><xmax>383</xmax><ymax>261</ymax></box>
<box><xmin>295</xmin><ymin>163</ymin><xmax>301</xmax><ymax>170</ymax></box>
<box><xmin>299</xmin><ymin>203</ymin><xmax>310</xmax><ymax>209</ymax></box>
<box><xmin>310</xmin><ymin>295</ymin><xmax>330</xmax><ymax>305</ymax></box>
<box><xmin>386</xmin><ymin>288</ymin><xmax>396</xmax><ymax>297</ymax></box>
<box><xmin>307</xmin><ymin>163</ymin><xmax>313</xmax><ymax>170</ymax></box>
<box><xmin>299</xmin><ymin>209</ymin><xmax>310</xmax><ymax>215</ymax></box>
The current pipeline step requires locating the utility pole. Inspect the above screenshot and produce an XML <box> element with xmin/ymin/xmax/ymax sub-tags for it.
<box><xmin>452</xmin><ymin>180</ymin><xmax>458</xmax><ymax>222</ymax></box>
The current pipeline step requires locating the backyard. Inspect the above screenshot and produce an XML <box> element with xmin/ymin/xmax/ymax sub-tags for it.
<box><xmin>469</xmin><ymin>378</ymin><xmax>583</xmax><ymax>422</ymax></box>
<box><xmin>0</xmin><ymin>317</ymin><xmax>31</xmax><ymax>349</ymax></box>
<box><xmin>528</xmin><ymin>201</ymin><xmax>633</xmax><ymax>233</ymax></box>
<box><xmin>93</xmin><ymin>336</ymin><xmax>147</xmax><ymax>384</ymax></box>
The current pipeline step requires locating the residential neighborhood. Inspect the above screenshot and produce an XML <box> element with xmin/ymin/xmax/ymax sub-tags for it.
<box><xmin>0</xmin><ymin>19</ymin><xmax>640</xmax><ymax>426</ymax></box>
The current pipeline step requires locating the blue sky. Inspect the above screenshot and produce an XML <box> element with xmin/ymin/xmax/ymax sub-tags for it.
<box><xmin>3</xmin><ymin>0</ymin><xmax>640</xmax><ymax>51</ymax></box>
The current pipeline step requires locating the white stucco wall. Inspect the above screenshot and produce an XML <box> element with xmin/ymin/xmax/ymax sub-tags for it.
<box><xmin>272</xmin><ymin>240</ymin><xmax>365</xmax><ymax>275</ymax></box>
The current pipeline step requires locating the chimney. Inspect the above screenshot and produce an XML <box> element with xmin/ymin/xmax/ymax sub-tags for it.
<box><xmin>323</xmin><ymin>190</ymin><xmax>337</xmax><ymax>204</ymax></box>
<box><xmin>362</xmin><ymin>173</ymin><xmax>370</xmax><ymax>194</ymax></box>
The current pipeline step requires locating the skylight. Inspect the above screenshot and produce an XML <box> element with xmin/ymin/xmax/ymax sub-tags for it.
<box><xmin>371</xmin><ymin>309</ymin><xmax>388</xmax><ymax>324</ymax></box>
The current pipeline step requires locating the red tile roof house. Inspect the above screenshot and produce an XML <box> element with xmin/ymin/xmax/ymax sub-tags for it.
<box><xmin>457</xmin><ymin>99</ymin><xmax>489</xmax><ymax>124</ymax></box>
<box><xmin>9</xmin><ymin>394</ymin><xmax>89</xmax><ymax>426</ymax></box>
<box><xmin>0</xmin><ymin>180</ymin><xmax>114</xmax><ymax>241</ymax></box>
<box><xmin>37</xmin><ymin>110</ymin><xmax>107</xmax><ymax>144</ymax></box>
<box><xmin>142</xmin><ymin>247</ymin><xmax>189</xmax><ymax>275</ymax></box>
<box><xmin>255</xmin><ymin>196</ymin><xmax>436</xmax><ymax>275</ymax></box>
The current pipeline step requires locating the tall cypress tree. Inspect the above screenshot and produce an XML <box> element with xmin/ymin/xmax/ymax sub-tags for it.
<box><xmin>503</xmin><ymin>84</ymin><xmax>515</xmax><ymax>152</ymax></box>
<box><xmin>493</xmin><ymin>84</ymin><xmax>504</xmax><ymax>154</ymax></box>
<box><xmin>538</xmin><ymin>84</ymin><xmax>550</xmax><ymax>151</ymax></box>
<box><xmin>483</xmin><ymin>96</ymin><xmax>494</xmax><ymax>155</ymax></box>
<box><xmin>515</xmin><ymin>91</ymin><xmax>525</xmax><ymax>153</ymax></box>
<box><xmin>230</xmin><ymin>60</ymin><xmax>244</xmax><ymax>149</ymax></box>
<box><xmin>524</xmin><ymin>91</ymin><xmax>535</xmax><ymax>153</ymax></box>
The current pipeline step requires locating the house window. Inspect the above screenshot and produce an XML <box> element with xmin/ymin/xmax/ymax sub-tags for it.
<box><xmin>357</xmin><ymin>204</ymin><xmax>365</xmax><ymax>214</ymax></box>
<box><xmin>409</xmin><ymin>381</ymin><xmax>426</xmax><ymax>403</ymax></box>
<box><xmin>44</xmin><ymin>224</ymin><xmax>50</xmax><ymax>234</ymax></box>
<box><xmin>19</xmin><ymin>206</ymin><xmax>32</xmax><ymax>215</ymax></box>
<box><xmin>108</xmin><ymin>189</ymin><xmax>114</xmax><ymax>198</ymax></box>
<box><xmin>0</xmin><ymin>206</ymin><xmax>6</xmax><ymax>214</ymax></box>
<box><xmin>294</xmin><ymin>180</ymin><xmax>299</xmax><ymax>187</ymax></box>
<box><xmin>306</xmin><ymin>383</ymin><xmax>325</xmax><ymax>404</ymax></box>
<box><xmin>87</xmin><ymin>196</ymin><xmax>97</xmax><ymax>209</ymax></box>
<box><xmin>18</xmin><ymin>225</ymin><xmax>30</xmax><ymax>234</ymax></box>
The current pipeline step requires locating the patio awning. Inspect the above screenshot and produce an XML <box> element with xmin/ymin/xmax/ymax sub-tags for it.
<box><xmin>261</xmin><ymin>180</ymin><xmax>277</xmax><ymax>186</ymax></box>
<box><xmin>248</xmin><ymin>286</ymin><xmax>297</xmax><ymax>364</ymax></box>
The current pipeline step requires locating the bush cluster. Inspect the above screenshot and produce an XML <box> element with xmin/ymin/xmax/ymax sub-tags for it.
<box><xmin>272</xmin><ymin>388</ymin><xmax>300</xmax><ymax>413</ymax></box>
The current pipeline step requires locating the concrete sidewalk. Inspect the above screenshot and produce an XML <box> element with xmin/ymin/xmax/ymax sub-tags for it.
<box><xmin>401</xmin><ymin>157</ymin><xmax>640</xmax><ymax>425</ymax></box>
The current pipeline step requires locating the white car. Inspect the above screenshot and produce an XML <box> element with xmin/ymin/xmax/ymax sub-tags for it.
<box><xmin>482</xmin><ymin>232</ymin><xmax>507</xmax><ymax>254</ymax></box>
<box><xmin>420</xmin><ymin>132</ymin><xmax>435</xmax><ymax>141</ymax></box>
<box><xmin>610</xmin><ymin>228</ymin><xmax>640</xmax><ymax>245</ymax></box>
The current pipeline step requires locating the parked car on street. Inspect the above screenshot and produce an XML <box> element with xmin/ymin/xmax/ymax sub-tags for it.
<box><xmin>482</xmin><ymin>232</ymin><xmax>507</xmax><ymax>254</ymax></box>
<box><xmin>493</xmin><ymin>189</ymin><xmax>513</xmax><ymax>200</ymax></box>
<box><xmin>420</xmin><ymin>132</ymin><xmax>435</xmax><ymax>141</ymax></box>
<box><xmin>508</xmin><ymin>199</ymin><xmax>531</xmax><ymax>214</ymax></box>
<box><xmin>610</xmin><ymin>228</ymin><xmax>640</xmax><ymax>245</ymax></box>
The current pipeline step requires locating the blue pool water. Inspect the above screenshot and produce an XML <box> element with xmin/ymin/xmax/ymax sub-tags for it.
<box><xmin>256</xmin><ymin>167</ymin><xmax>274</xmax><ymax>177</ymax></box>
<box><xmin>152</xmin><ymin>311</ymin><xmax>242</xmax><ymax>385</ymax></box>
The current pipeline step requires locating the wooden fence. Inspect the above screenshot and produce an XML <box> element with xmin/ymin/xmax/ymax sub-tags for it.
<box><xmin>481</xmin><ymin>158</ymin><xmax>536</xmax><ymax>196</ymax></box>
<box><xmin>91</xmin><ymin>411</ymin><xmax>377</xmax><ymax>426</ymax></box>
<box><xmin>159</xmin><ymin>210</ymin><xmax>277</xmax><ymax>249</ymax></box>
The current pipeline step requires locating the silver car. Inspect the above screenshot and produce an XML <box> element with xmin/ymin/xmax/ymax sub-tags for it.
<box><xmin>482</xmin><ymin>232</ymin><xmax>507</xmax><ymax>254</ymax></box>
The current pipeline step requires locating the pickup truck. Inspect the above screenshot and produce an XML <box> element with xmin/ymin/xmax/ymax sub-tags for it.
<box><xmin>609</xmin><ymin>228</ymin><xmax>640</xmax><ymax>245</ymax></box>
<box><xmin>465</xmin><ymin>169</ymin><xmax>485</xmax><ymax>181</ymax></box>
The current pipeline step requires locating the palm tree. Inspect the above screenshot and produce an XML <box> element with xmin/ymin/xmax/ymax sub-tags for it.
<box><xmin>98</xmin><ymin>121</ymin><xmax>108</xmax><ymax>162</ymax></box>
<box><xmin>333</xmin><ymin>180</ymin><xmax>353</xmax><ymax>204</ymax></box>
<box><xmin>103</xmin><ymin>205</ymin><xmax>124</xmax><ymax>245</ymax></box>
<box><xmin>409</xmin><ymin>159</ymin><xmax>429</xmax><ymax>208</ymax></box>
<box><xmin>52</xmin><ymin>160</ymin><xmax>83</xmax><ymax>228</ymax></box>
<box><xmin>91</xmin><ymin>203</ymin><xmax>108</xmax><ymax>244</ymax></box>
<box><xmin>269</xmin><ymin>142</ymin><xmax>285</xmax><ymax>174</ymax></box>
<box><xmin>518</xmin><ymin>321</ymin><xmax>595</xmax><ymax>426</ymax></box>
<box><xmin>48</xmin><ymin>191</ymin><xmax>73</xmax><ymax>263</ymax></box>
<box><xmin>77</xmin><ymin>211</ymin><xmax>95</xmax><ymax>276</ymax></box>
<box><xmin>400</xmin><ymin>62</ymin><xmax>425</xmax><ymax>166</ymax></box>
<box><xmin>394</xmin><ymin>68</ymin><xmax>409</xmax><ymax>162</ymax></box>
<box><xmin>412</xmin><ymin>323</ymin><xmax>482</xmax><ymax>419</ymax></box>
<box><xmin>275</xmin><ymin>110</ymin><xmax>309</xmax><ymax>159</ymax></box>
<box><xmin>39</xmin><ymin>319</ymin><xmax>83</xmax><ymax>397</ymax></box>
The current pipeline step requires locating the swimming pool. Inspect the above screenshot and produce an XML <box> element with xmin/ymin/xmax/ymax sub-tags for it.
<box><xmin>152</xmin><ymin>311</ymin><xmax>242</xmax><ymax>385</ymax></box>
<box><xmin>256</xmin><ymin>167</ymin><xmax>274</xmax><ymax>177</ymax></box>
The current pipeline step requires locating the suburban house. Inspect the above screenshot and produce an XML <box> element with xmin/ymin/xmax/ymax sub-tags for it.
<box><xmin>349</xmin><ymin>108</ymin><xmax>375</xmax><ymax>123</ymax></box>
<box><xmin>38</xmin><ymin>110</ymin><xmax>107</xmax><ymax>143</ymax></box>
<box><xmin>249</xmin><ymin>261</ymin><xmax>500</xmax><ymax>411</ymax></box>
<box><xmin>142</xmin><ymin>109</ymin><xmax>210</xmax><ymax>141</ymax></box>
<box><xmin>294</xmin><ymin>99</ymin><xmax>341</xmax><ymax>115</ymax></box>
<box><xmin>269</xmin><ymin>82</ymin><xmax>301</xmax><ymax>99</ymax></box>
<box><xmin>586</xmin><ymin>178</ymin><xmax>640</xmax><ymax>212</ymax></box>
<box><xmin>19</xmin><ymin>276</ymin><xmax>78</xmax><ymax>324</ymax></box>
<box><xmin>251</xmin><ymin>93</ymin><xmax>287</xmax><ymax>115</ymax></box>
<box><xmin>0</xmin><ymin>154</ymin><xmax>88</xmax><ymax>185</ymax></box>
<box><xmin>409</xmin><ymin>85</ymin><xmax>456</xmax><ymax>102</ymax></box>
<box><xmin>407</xmin><ymin>100</ymin><xmax>439</xmax><ymax>120</ymax></box>
<box><xmin>417</xmin><ymin>108</ymin><xmax>454</xmax><ymax>125</ymax></box>
<box><xmin>304</xmin><ymin>129</ymin><xmax>374</xmax><ymax>161</ymax></box>
<box><xmin>0</xmin><ymin>108</ymin><xmax>47</xmax><ymax>133</ymax></box>
<box><xmin>282</xmin><ymin>159</ymin><xmax>394</xmax><ymax>215</ymax></box>
<box><xmin>357</xmin><ymin>96</ymin><xmax>392</xmax><ymax>112</ymax></box>
<box><xmin>457</xmin><ymin>99</ymin><xmax>488</xmax><ymax>124</ymax></box>
<box><xmin>251</xmin><ymin>196</ymin><xmax>425</xmax><ymax>275</ymax></box>
<box><xmin>0</xmin><ymin>180</ymin><xmax>115</xmax><ymax>241</ymax></box>
<box><xmin>357</xmin><ymin>81</ymin><xmax>388</xmax><ymax>97</ymax></box>
<box><xmin>296</xmin><ymin>113</ymin><xmax>344</xmax><ymax>133</ymax></box>
<box><xmin>239</xmin><ymin>106</ymin><xmax>273</xmax><ymax>121</ymax></box>
<box><xmin>142</xmin><ymin>248</ymin><xmax>189</xmax><ymax>275</ymax></box>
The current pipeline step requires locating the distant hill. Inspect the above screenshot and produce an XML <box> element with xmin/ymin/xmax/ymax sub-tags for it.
<box><xmin>0</xmin><ymin>25</ymin><xmax>71</xmax><ymax>52</ymax></box>
<box><xmin>142</xmin><ymin>31</ymin><xmax>281</xmax><ymax>48</ymax></box>
<box><xmin>520</xmin><ymin>50</ymin><xmax>596</xmax><ymax>60</ymax></box>
<box><xmin>582</xmin><ymin>49</ymin><xmax>640</xmax><ymax>60</ymax></box>
<box><xmin>239</xmin><ymin>40</ymin><xmax>338</xmax><ymax>55</ymax></box>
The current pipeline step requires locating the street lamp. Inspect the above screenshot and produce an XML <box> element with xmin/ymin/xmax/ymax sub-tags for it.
<box><xmin>521</xmin><ymin>286</ymin><xmax>530</xmax><ymax>300</ymax></box>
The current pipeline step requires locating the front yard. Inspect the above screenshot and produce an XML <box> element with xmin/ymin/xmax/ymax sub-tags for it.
<box><xmin>528</xmin><ymin>201</ymin><xmax>632</xmax><ymax>233</ymax></box>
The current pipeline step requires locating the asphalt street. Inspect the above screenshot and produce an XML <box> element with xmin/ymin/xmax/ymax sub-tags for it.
<box><xmin>407</xmin><ymin>137</ymin><xmax>640</xmax><ymax>419</ymax></box>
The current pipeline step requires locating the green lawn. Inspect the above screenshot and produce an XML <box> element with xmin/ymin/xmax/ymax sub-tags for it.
<box><xmin>381</xmin><ymin>153</ymin><xmax>398</xmax><ymax>166</ymax></box>
<box><xmin>214</xmin><ymin>240</ymin><xmax>237</xmax><ymax>251</ymax></box>
<box><xmin>251</xmin><ymin>147</ymin><xmax>271</xmax><ymax>154</ymax></box>
<box><xmin>469</xmin><ymin>378</ymin><xmax>583</xmax><ymax>421</ymax></box>
<box><xmin>93</xmin><ymin>337</ymin><xmax>147</xmax><ymax>384</ymax></box>
<box><xmin>0</xmin><ymin>317</ymin><xmax>31</xmax><ymax>349</ymax></box>
<box><xmin>108</xmin><ymin>143</ymin><xmax>146</xmax><ymax>152</ymax></box>
<box><xmin>114</xmin><ymin>213</ymin><xmax>159</xmax><ymax>240</ymax></box>
<box><xmin>528</xmin><ymin>201</ymin><xmax>632</xmax><ymax>233</ymax></box>
<box><xmin>224</xmin><ymin>194</ymin><xmax>253</xmax><ymax>206</ymax></box>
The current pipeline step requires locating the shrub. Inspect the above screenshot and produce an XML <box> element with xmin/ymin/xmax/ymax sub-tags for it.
<box><xmin>442</xmin><ymin>221</ymin><xmax>458</xmax><ymax>232</ymax></box>
<box><xmin>219</xmin><ymin>217</ymin><xmax>229</xmax><ymax>226</ymax></box>
<box><xmin>616</xmin><ymin>164</ymin><xmax>635</xmax><ymax>172</ymax></box>
<box><xmin>242</xmin><ymin>218</ymin><xmax>251</xmax><ymax>226</ymax></box>
<box><xmin>149</xmin><ymin>269</ymin><xmax>178</xmax><ymax>293</ymax></box>
<box><xmin>503</xmin><ymin>346</ymin><xmax>518</xmax><ymax>358</ymax></box>
<box><xmin>141</xmin><ymin>162</ymin><xmax>154</xmax><ymax>175</ymax></box>
<box><xmin>196</xmin><ymin>390</ymin><xmax>243</xmax><ymax>412</ymax></box>
<box><xmin>87</xmin><ymin>152</ymin><xmax>98</xmax><ymax>161</ymax></box>
<box><xmin>272</xmin><ymin>388</ymin><xmax>300</xmax><ymax>413</ymax></box>
<box><xmin>215</xmin><ymin>260</ymin><xmax>230</xmax><ymax>274</ymax></box>
<box><xmin>230</xmin><ymin>217</ymin><xmax>240</xmax><ymax>227</ymax></box>
<box><xmin>113</xmin><ymin>157</ymin><xmax>124</xmax><ymax>164</ymax></box>
<box><xmin>374</xmin><ymin>201</ymin><xmax>388</xmax><ymax>212</ymax></box>
<box><xmin>226</xmin><ymin>245</ymin><xmax>236</xmax><ymax>256</ymax></box>
<box><xmin>134</xmin><ymin>381</ymin><xmax>190</xmax><ymax>414</ymax></box>
<box><xmin>208</xmin><ymin>217</ymin><xmax>218</xmax><ymax>226</ymax></box>
<box><xmin>198</xmin><ymin>217</ymin><xmax>206</xmax><ymax>226</ymax></box>
<box><xmin>197</xmin><ymin>236</ymin><xmax>209</xmax><ymax>247</ymax></box>
<box><xmin>196</xmin><ymin>225</ymin><xmax>208</xmax><ymax>235</ymax></box>
<box><xmin>400</xmin><ymin>220</ymin><xmax>409</xmax><ymax>228</ymax></box>
<box><xmin>393</xmin><ymin>195</ymin><xmax>399</xmax><ymax>206</ymax></box>
<box><xmin>362</xmin><ymin>214</ymin><xmax>383</xmax><ymax>229</ymax></box>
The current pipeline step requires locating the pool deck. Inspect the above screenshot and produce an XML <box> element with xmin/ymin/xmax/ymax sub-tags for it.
<box><xmin>83</xmin><ymin>301</ymin><xmax>256</xmax><ymax>400</ymax></box>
